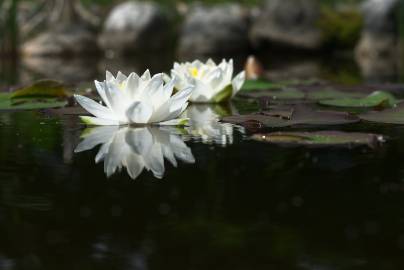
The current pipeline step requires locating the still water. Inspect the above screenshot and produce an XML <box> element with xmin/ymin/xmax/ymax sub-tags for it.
<box><xmin>1</xmin><ymin>54</ymin><xmax>404</xmax><ymax>269</ymax></box>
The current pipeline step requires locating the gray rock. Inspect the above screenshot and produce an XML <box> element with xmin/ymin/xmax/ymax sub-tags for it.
<box><xmin>178</xmin><ymin>4</ymin><xmax>250</xmax><ymax>55</ymax></box>
<box><xmin>250</xmin><ymin>0</ymin><xmax>323</xmax><ymax>50</ymax></box>
<box><xmin>98</xmin><ymin>1</ymin><xmax>170</xmax><ymax>54</ymax></box>
<box><xmin>361</xmin><ymin>0</ymin><xmax>398</xmax><ymax>34</ymax></box>
<box><xmin>22</xmin><ymin>25</ymin><xmax>98</xmax><ymax>56</ymax></box>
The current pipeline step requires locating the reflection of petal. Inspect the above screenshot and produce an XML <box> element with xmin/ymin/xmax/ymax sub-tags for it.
<box><xmin>75</xmin><ymin>126</ymin><xmax>119</xmax><ymax>152</ymax></box>
<box><xmin>75</xmin><ymin>126</ymin><xmax>195</xmax><ymax>180</ymax></box>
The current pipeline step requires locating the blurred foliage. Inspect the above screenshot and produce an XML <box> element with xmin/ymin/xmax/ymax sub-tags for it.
<box><xmin>318</xmin><ymin>7</ymin><xmax>363</xmax><ymax>49</ymax></box>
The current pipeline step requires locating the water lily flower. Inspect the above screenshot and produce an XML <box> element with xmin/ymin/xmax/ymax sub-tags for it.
<box><xmin>75</xmin><ymin>126</ymin><xmax>195</xmax><ymax>180</ymax></box>
<box><xmin>74</xmin><ymin>70</ymin><xmax>193</xmax><ymax>126</ymax></box>
<box><xmin>169</xmin><ymin>59</ymin><xmax>245</xmax><ymax>103</ymax></box>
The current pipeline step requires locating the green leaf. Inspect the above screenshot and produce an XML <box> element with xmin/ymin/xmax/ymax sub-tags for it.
<box><xmin>306</xmin><ymin>88</ymin><xmax>366</xmax><ymax>100</ymax></box>
<box><xmin>319</xmin><ymin>91</ymin><xmax>399</xmax><ymax>108</ymax></box>
<box><xmin>241</xmin><ymin>79</ymin><xmax>281</xmax><ymax>91</ymax></box>
<box><xmin>240</xmin><ymin>88</ymin><xmax>305</xmax><ymax>100</ymax></box>
<box><xmin>0</xmin><ymin>93</ymin><xmax>67</xmax><ymax>110</ymax></box>
<box><xmin>212</xmin><ymin>85</ymin><xmax>233</xmax><ymax>103</ymax></box>
<box><xmin>360</xmin><ymin>102</ymin><xmax>404</xmax><ymax>124</ymax></box>
<box><xmin>251</xmin><ymin>131</ymin><xmax>384</xmax><ymax>148</ymax></box>
<box><xmin>11</xmin><ymin>79</ymin><xmax>69</xmax><ymax>98</ymax></box>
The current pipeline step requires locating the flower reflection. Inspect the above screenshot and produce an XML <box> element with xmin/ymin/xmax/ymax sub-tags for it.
<box><xmin>75</xmin><ymin>126</ymin><xmax>195</xmax><ymax>180</ymax></box>
<box><xmin>182</xmin><ymin>104</ymin><xmax>244</xmax><ymax>146</ymax></box>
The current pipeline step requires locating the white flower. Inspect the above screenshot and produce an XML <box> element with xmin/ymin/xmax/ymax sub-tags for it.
<box><xmin>169</xmin><ymin>59</ymin><xmax>245</xmax><ymax>103</ymax></box>
<box><xmin>75</xmin><ymin>126</ymin><xmax>195</xmax><ymax>180</ymax></box>
<box><xmin>74</xmin><ymin>70</ymin><xmax>193</xmax><ymax>126</ymax></box>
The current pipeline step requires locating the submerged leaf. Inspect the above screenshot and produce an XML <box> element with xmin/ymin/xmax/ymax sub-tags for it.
<box><xmin>360</xmin><ymin>102</ymin><xmax>404</xmax><ymax>124</ymax></box>
<box><xmin>0</xmin><ymin>93</ymin><xmax>67</xmax><ymax>110</ymax></box>
<box><xmin>319</xmin><ymin>91</ymin><xmax>399</xmax><ymax>108</ymax></box>
<box><xmin>251</xmin><ymin>131</ymin><xmax>385</xmax><ymax>148</ymax></box>
<box><xmin>11</xmin><ymin>79</ymin><xmax>69</xmax><ymax>98</ymax></box>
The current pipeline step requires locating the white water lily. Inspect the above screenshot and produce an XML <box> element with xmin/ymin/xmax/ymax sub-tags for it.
<box><xmin>74</xmin><ymin>70</ymin><xmax>193</xmax><ymax>126</ymax></box>
<box><xmin>75</xmin><ymin>126</ymin><xmax>195</xmax><ymax>180</ymax></box>
<box><xmin>169</xmin><ymin>59</ymin><xmax>245</xmax><ymax>103</ymax></box>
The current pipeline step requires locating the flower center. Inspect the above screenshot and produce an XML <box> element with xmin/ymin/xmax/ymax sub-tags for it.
<box><xmin>190</xmin><ymin>67</ymin><xmax>199</xmax><ymax>78</ymax></box>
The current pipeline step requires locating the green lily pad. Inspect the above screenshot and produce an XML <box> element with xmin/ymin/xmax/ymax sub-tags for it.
<box><xmin>222</xmin><ymin>105</ymin><xmax>358</xmax><ymax>129</ymax></box>
<box><xmin>251</xmin><ymin>131</ymin><xmax>385</xmax><ymax>148</ymax></box>
<box><xmin>240</xmin><ymin>88</ymin><xmax>305</xmax><ymax>100</ymax></box>
<box><xmin>319</xmin><ymin>91</ymin><xmax>399</xmax><ymax>108</ymax></box>
<box><xmin>306</xmin><ymin>88</ymin><xmax>367</xmax><ymax>100</ymax></box>
<box><xmin>0</xmin><ymin>93</ymin><xmax>67</xmax><ymax>111</ymax></box>
<box><xmin>360</xmin><ymin>102</ymin><xmax>404</xmax><ymax>124</ymax></box>
<box><xmin>241</xmin><ymin>79</ymin><xmax>281</xmax><ymax>91</ymax></box>
<box><xmin>11</xmin><ymin>79</ymin><xmax>69</xmax><ymax>98</ymax></box>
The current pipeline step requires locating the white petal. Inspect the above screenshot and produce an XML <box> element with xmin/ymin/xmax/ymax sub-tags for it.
<box><xmin>125</xmin><ymin>128</ymin><xmax>154</xmax><ymax>155</ymax></box>
<box><xmin>189</xmin><ymin>80</ymin><xmax>213</xmax><ymax>102</ymax></box>
<box><xmin>94</xmin><ymin>80</ymin><xmax>111</xmax><ymax>108</ymax></box>
<box><xmin>232</xmin><ymin>71</ymin><xmax>246</xmax><ymax>97</ymax></box>
<box><xmin>80</xmin><ymin>116</ymin><xmax>120</xmax><ymax>126</ymax></box>
<box><xmin>125</xmin><ymin>72</ymin><xmax>140</xmax><ymax>98</ymax></box>
<box><xmin>116</xmin><ymin>71</ymin><xmax>127</xmax><ymax>82</ymax></box>
<box><xmin>74</xmin><ymin>94</ymin><xmax>115</xmax><ymax>120</ymax></box>
<box><xmin>125</xmin><ymin>102</ymin><xmax>153</xmax><ymax>124</ymax></box>
<box><xmin>143</xmin><ymin>145</ymin><xmax>165</xmax><ymax>179</ymax></box>
<box><xmin>125</xmin><ymin>154</ymin><xmax>144</xmax><ymax>179</ymax></box>
<box><xmin>141</xmin><ymin>69</ymin><xmax>151</xmax><ymax>81</ymax></box>
<box><xmin>106</xmin><ymin>70</ymin><xmax>115</xmax><ymax>82</ymax></box>
<box><xmin>206</xmin><ymin>58</ymin><xmax>216</xmax><ymax>66</ymax></box>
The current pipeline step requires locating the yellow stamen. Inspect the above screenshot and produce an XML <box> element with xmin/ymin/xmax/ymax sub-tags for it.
<box><xmin>190</xmin><ymin>67</ymin><xmax>199</xmax><ymax>78</ymax></box>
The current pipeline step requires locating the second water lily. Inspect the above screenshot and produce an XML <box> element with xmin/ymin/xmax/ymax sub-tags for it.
<box><xmin>169</xmin><ymin>59</ymin><xmax>245</xmax><ymax>103</ymax></box>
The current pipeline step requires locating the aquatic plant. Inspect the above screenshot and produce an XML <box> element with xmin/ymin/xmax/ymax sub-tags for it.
<box><xmin>74</xmin><ymin>70</ymin><xmax>194</xmax><ymax>126</ymax></box>
<box><xmin>168</xmin><ymin>59</ymin><xmax>245</xmax><ymax>103</ymax></box>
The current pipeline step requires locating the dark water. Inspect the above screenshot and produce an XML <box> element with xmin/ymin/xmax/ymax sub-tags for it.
<box><xmin>1</xmin><ymin>53</ymin><xmax>404</xmax><ymax>269</ymax></box>
<box><xmin>1</xmin><ymin>102</ymin><xmax>404</xmax><ymax>269</ymax></box>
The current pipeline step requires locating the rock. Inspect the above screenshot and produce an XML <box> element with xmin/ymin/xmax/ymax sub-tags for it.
<box><xmin>250</xmin><ymin>0</ymin><xmax>323</xmax><ymax>50</ymax></box>
<box><xmin>178</xmin><ymin>4</ymin><xmax>250</xmax><ymax>55</ymax></box>
<box><xmin>22</xmin><ymin>25</ymin><xmax>98</xmax><ymax>56</ymax></box>
<box><xmin>361</xmin><ymin>0</ymin><xmax>398</xmax><ymax>35</ymax></box>
<box><xmin>98</xmin><ymin>1</ymin><xmax>170</xmax><ymax>54</ymax></box>
<box><xmin>355</xmin><ymin>0</ymin><xmax>399</xmax><ymax>82</ymax></box>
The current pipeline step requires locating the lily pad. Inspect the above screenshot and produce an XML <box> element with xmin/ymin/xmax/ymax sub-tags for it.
<box><xmin>319</xmin><ymin>91</ymin><xmax>399</xmax><ymax>108</ymax></box>
<box><xmin>11</xmin><ymin>79</ymin><xmax>69</xmax><ymax>98</ymax></box>
<box><xmin>360</xmin><ymin>102</ymin><xmax>404</xmax><ymax>124</ymax></box>
<box><xmin>0</xmin><ymin>93</ymin><xmax>67</xmax><ymax>111</ymax></box>
<box><xmin>222</xmin><ymin>105</ymin><xmax>358</xmax><ymax>129</ymax></box>
<box><xmin>306</xmin><ymin>88</ymin><xmax>366</xmax><ymax>100</ymax></box>
<box><xmin>251</xmin><ymin>131</ymin><xmax>385</xmax><ymax>148</ymax></box>
<box><xmin>241</xmin><ymin>79</ymin><xmax>281</xmax><ymax>91</ymax></box>
<box><xmin>240</xmin><ymin>88</ymin><xmax>305</xmax><ymax>100</ymax></box>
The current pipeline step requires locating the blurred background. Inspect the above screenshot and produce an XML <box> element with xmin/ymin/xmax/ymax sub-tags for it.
<box><xmin>0</xmin><ymin>0</ymin><xmax>403</xmax><ymax>88</ymax></box>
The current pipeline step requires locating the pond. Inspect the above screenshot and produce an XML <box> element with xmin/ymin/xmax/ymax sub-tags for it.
<box><xmin>1</xmin><ymin>54</ymin><xmax>404</xmax><ymax>269</ymax></box>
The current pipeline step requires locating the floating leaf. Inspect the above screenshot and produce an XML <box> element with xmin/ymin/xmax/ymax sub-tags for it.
<box><xmin>240</xmin><ymin>88</ymin><xmax>305</xmax><ymax>100</ymax></box>
<box><xmin>251</xmin><ymin>131</ymin><xmax>385</xmax><ymax>148</ymax></box>
<box><xmin>241</xmin><ymin>79</ymin><xmax>281</xmax><ymax>91</ymax></box>
<box><xmin>11</xmin><ymin>79</ymin><xmax>69</xmax><ymax>98</ymax></box>
<box><xmin>222</xmin><ymin>105</ymin><xmax>358</xmax><ymax>129</ymax></box>
<box><xmin>319</xmin><ymin>91</ymin><xmax>399</xmax><ymax>108</ymax></box>
<box><xmin>0</xmin><ymin>93</ymin><xmax>67</xmax><ymax>110</ymax></box>
<box><xmin>306</xmin><ymin>88</ymin><xmax>366</xmax><ymax>100</ymax></box>
<box><xmin>360</xmin><ymin>102</ymin><xmax>404</xmax><ymax>124</ymax></box>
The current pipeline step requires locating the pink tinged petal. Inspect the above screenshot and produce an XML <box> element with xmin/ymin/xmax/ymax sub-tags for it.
<box><xmin>74</xmin><ymin>94</ymin><xmax>115</xmax><ymax>120</ymax></box>
<box><xmin>232</xmin><ymin>71</ymin><xmax>246</xmax><ymax>96</ymax></box>
<box><xmin>125</xmin><ymin>101</ymin><xmax>153</xmax><ymax>124</ymax></box>
<box><xmin>79</xmin><ymin>116</ymin><xmax>120</xmax><ymax>126</ymax></box>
